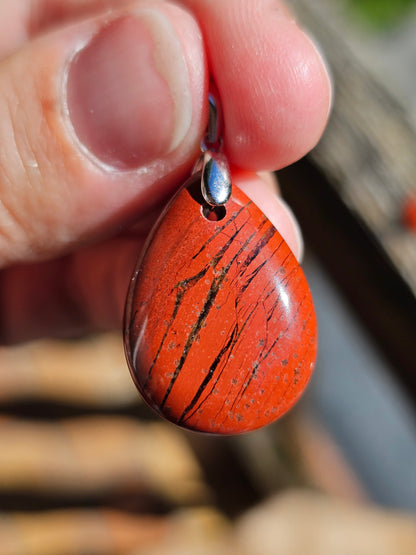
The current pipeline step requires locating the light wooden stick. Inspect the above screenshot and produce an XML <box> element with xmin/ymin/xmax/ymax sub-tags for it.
<box><xmin>0</xmin><ymin>507</ymin><xmax>235</xmax><ymax>555</ymax></box>
<box><xmin>0</xmin><ymin>509</ymin><xmax>168</xmax><ymax>555</ymax></box>
<box><xmin>0</xmin><ymin>334</ymin><xmax>137</xmax><ymax>407</ymax></box>
<box><xmin>0</xmin><ymin>417</ymin><xmax>208</xmax><ymax>505</ymax></box>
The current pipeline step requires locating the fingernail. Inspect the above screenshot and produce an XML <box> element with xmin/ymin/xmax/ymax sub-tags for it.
<box><xmin>66</xmin><ymin>10</ymin><xmax>192</xmax><ymax>170</ymax></box>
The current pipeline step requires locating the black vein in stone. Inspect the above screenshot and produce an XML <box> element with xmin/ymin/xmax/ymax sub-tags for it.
<box><xmin>143</xmin><ymin>214</ymin><xmax>251</xmax><ymax>388</ymax></box>
<box><xmin>158</xmin><ymin>220</ymin><xmax>254</xmax><ymax>409</ymax></box>
<box><xmin>176</xmin><ymin>223</ymin><xmax>277</xmax><ymax>422</ymax></box>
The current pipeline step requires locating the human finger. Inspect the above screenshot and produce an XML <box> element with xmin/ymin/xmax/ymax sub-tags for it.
<box><xmin>181</xmin><ymin>0</ymin><xmax>332</xmax><ymax>170</ymax></box>
<box><xmin>0</xmin><ymin>0</ymin><xmax>207</xmax><ymax>268</ymax></box>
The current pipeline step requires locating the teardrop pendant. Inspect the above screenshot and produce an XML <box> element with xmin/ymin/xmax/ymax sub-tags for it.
<box><xmin>124</xmin><ymin>90</ymin><xmax>317</xmax><ymax>434</ymax></box>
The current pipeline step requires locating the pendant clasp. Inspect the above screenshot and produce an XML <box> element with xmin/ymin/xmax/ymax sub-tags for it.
<box><xmin>197</xmin><ymin>86</ymin><xmax>232</xmax><ymax>207</ymax></box>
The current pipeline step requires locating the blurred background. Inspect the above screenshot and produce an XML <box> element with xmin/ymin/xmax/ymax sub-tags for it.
<box><xmin>1</xmin><ymin>0</ymin><xmax>416</xmax><ymax>553</ymax></box>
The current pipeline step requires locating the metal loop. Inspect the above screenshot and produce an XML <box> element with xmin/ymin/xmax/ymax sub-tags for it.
<box><xmin>201</xmin><ymin>151</ymin><xmax>231</xmax><ymax>206</ymax></box>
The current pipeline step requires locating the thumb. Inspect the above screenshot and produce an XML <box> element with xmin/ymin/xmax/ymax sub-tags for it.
<box><xmin>0</xmin><ymin>1</ymin><xmax>206</xmax><ymax>267</ymax></box>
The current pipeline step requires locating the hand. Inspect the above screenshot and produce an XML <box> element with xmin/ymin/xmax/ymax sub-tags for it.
<box><xmin>0</xmin><ymin>0</ymin><xmax>331</xmax><ymax>343</ymax></box>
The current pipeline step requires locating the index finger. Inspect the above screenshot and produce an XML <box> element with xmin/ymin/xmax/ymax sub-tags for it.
<box><xmin>181</xmin><ymin>0</ymin><xmax>332</xmax><ymax>170</ymax></box>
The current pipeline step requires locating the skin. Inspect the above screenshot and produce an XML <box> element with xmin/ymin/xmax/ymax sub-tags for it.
<box><xmin>0</xmin><ymin>0</ymin><xmax>331</xmax><ymax>343</ymax></box>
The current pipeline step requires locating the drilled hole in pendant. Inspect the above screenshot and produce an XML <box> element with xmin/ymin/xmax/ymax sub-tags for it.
<box><xmin>201</xmin><ymin>204</ymin><xmax>226</xmax><ymax>222</ymax></box>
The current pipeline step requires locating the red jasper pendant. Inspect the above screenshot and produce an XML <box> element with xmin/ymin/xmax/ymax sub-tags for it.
<box><xmin>124</xmin><ymin>170</ymin><xmax>317</xmax><ymax>434</ymax></box>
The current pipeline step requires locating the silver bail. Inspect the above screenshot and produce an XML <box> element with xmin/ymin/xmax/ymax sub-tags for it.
<box><xmin>201</xmin><ymin>151</ymin><xmax>231</xmax><ymax>206</ymax></box>
<box><xmin>200</xmin><ymin>87</ymin><xmax>232</xmax><ymax>206</ymax></box>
